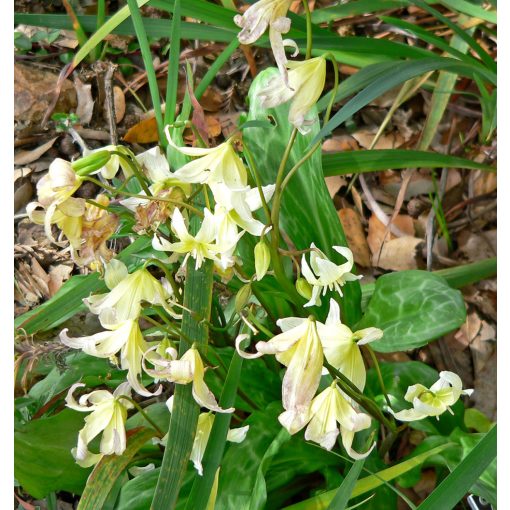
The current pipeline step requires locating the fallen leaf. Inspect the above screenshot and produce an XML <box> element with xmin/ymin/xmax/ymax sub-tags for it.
<box><xmin>114</xmin><ymin>85</ymin><xmax>126</xmax><ymax>124</ymax></box>
<box><xmin>473</xmin><ymin>170</ymin><xmax>497</xmax><ymax>196</ymax></box>
<box><xmin>338</xmin><ymin>208</ymin><xmax>371</xmax><ymax>267</ymax></box>
<box><xmin>352</xmin><ymin>128</ymin><xmax>405</xmax><ymax>150</ymax></box>
<box><xmin>472</xmin><ymin>351</ymin><xmax>497</xmax><ymax>421</ymax></box>
<box><xmin>322</xmin><ymin>135</ymin><xmax>359</xmax><ymax>152</ymax></box>
<box><xmin>74</xmin><ymin>75</ymin><xmax>94</xmax><ymax>125</ymax></box>
<box><xmin>324</xmin><ymin>175</ymin><xmax>347</xmax><ymax>198</ymax></box>
<box><xmin>14</xmin><ymin>137</ymin><xmax>58</xmax><ymax>165</ymax></box>
<box><xmin>372</xmin><ymin>236</ymin><xmax>423</xmax><ymax>270</ymax></box>
<box><xmin>367</xmin><ymin>214</ymin><xmax>415</xmax><ymax>255</ymax></box>
<box><xmin>123</xmin><ymin>116</ymin><xmax>159</xmax><ymax>144</ymax></box>
<box><xmin>48</xmin><ymin>264</ymin><xmax>73</xmax><ymax>296</ymax></box>
<box><xmin>457</xmin><ymin>229</ymin><xmax>497</xmax><ymax>261</ymax></box>
<box><xmin>14</xmin><ymin>180</ymin><xmax>33</xmax><ymax>213</ymax></box>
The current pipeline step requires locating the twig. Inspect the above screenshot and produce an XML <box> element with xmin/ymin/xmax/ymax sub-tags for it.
<box><xmin>104</xmin><ymin>62</ymin><xmax>119</xmax><ymax>145</ymax></box>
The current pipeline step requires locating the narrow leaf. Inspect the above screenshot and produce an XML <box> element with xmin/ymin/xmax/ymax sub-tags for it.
<box><xmin>327</xmin><ymin>460</ymin><xmax>365</xmax><ymax>510</ymax></box>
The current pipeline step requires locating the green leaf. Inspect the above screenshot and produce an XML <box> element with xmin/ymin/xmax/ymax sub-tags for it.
<box><xmin>327</xmin><ymin>460</ymin><xmax>365</xmax><ymax>510</ymax></box>
<box><xmin>322</xmin><ymin>149</ymin><xmax>495</xmax><ymax>176</ymax></box>
<box><xmin>283</xmin><ymin>444</ymin><xmax>451</xmax><ymax>510</ymax></box>
<box><xmin>417</xmin><ymin>426</ymin><xmax>496</xmax><ymax>510</ymax></box>
<box><xmin>311</xmin><ymin>0</ymin><xmax>409</xmax><ymax>23</ymax></box>
<box><xmin>77</xmin><ymin>427</ymin><xmax>156</xmax><ymax>510</ymax></box>
<box><xmin>437</xmin><ymin>0</ymin><xmax>496</xmax><ymax>24</ymax></box>
<box><xmin>244</xmin><ymin>68</ymin><xmax>362</xmax><ymax>325</ymax></box>
<box><xmin>14</xmin><ymin>410</ymin><xmax>92</xmax><ymax>498</ymax></box>
<box><xmin>152</xmin><ymin>258</ymin><xmax>214</xmax><ymax>510</ymax></box>
<box><xmin>311</xmin><ymin>57</ymin><xmax>496</xmax><ymax>146</ymax></box>
<box><xmin>356</xmin><ymin>271</ymin><xmax>466</xmax><ymax>352</ymax></box>
<box><xmin>163</xmin><ymin>0</ymin><xmax>181</xmax><ymax>128</ymax></box>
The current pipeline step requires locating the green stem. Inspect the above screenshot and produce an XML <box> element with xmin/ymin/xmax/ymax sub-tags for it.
<box><xmin>143</xmin><ymin>258</ymin><xmax>183</xmax><ymax>303</ymax></box>
<box><xmin>243</xmin><ymin>143</ymin><xmax>272</xmax><ymax>224</ymax></box>
<box><xmin>110</xmin><ymin>150</ymin><xmax>152</xmax><ymax>197</ymax></box>
<box><xmin>365</xmin><ymin>345</ymin><xmax>393</xmax><ymax>410</ymax></box>
<box><xmin>302</xmin><ymin>0</ymin><xmax>313</xmax><ymax>60</ymax></box>
<box><xmin>118</xmin><ymin>395</ymin><xmax>164</xmax><ymax>437</ymax></box>
<box><xmin>95</xmin><ymin>0</ymin><xmax>106</xmax><ymax>61</ymax></box>
<box><xmin>324</xmin><ymin>360</ymin><xmax>395</xmax><ymax>432</ymax></box>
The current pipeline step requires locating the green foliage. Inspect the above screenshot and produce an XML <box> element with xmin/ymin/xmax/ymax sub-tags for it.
<box><xmin>356</xmin><ymin>271</ymin><xmax>466</xmax><ymax>352</ymax></box>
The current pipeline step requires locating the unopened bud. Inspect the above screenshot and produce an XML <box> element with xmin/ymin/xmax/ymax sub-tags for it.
<box><xmin>72</xmin><ymin>150</ymin><xmax>112</xmax><ymax>176</ymax></box>
<box><xmin>254</xmin><ymin>240</ymin><xmax>271</xmax><ymax>281</ymax></box>
<box><xmin>296</xmin><ymin>277</ymin><xmax>312</xmax><ymax>300</ymax></box>
<box><xmin>235</xmin><ymin>283</ymin><xmax>252</xmax><ymax>313</ymax></box>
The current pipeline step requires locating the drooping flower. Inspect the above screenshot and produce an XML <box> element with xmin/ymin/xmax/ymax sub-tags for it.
<box><xmin>60</xmin><ymin>319</ymin><xmax>159</xmax><ymax>397</ymax></box>
<box><xmin>82</xmin><ymin>145</ymin><xmax>132</xmax><ymax>180</ymax></box>
<box><xmin>165</xmin><ymin>127</ymin><xmax>248</xmax><ymax>189</ymax></box>
<box><xmin>258</xmin><ymin>57</ymin><xmax>327</xmax><ymax>134</ymax></box>
<box><xmin>144</xmin><ymin>346</ymin><xmax>234</xmax><ymax>414</ymax></box>
<box><xmin>236</xmin><ymin>317</ymin><xmax>324</xmax><ymax>433</ymax></box>
<box><xmin>301</xmin><ymin>243</ymin><xmax>362</xmax><ymax>307</ymax></box>
<box><xmin>234</xmin><ymin>0</ymin><xmax>297</xmax><ymax>84</ymax></box>
<box><xmin>304</xmin><ymin>382</ymin><xmax>375</xmax><ymax>459</ymax></box>
<box><xmin>390</xmin><ymin>371</ymin><xmax>473</xmax><ymax>422</ymax></box>
<box><xmin>84</xmin><ymin>260</ymin><xmax>178</xmax><ymax>327</ymax></box>
<box><xmin>318</xmin><ymin>300</ymin><xmax>383</xmax><ymax>391</ymax></box>
<box><xmin>189</xmin><ymin>412</ymin><xmax>249</xmax><ymax>475</ymax></box>
<box><xmin>65</xmin><ymin>382</ymin><xmax>133</xmax><ymax>467</ymax></box>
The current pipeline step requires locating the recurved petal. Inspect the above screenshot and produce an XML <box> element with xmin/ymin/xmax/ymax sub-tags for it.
<box><xmin>340</xmin><ymin>429</ymin><xmax>376</xmax><ymax>460</ymax></box>
<box><xmin>389</xmin><ymin>407</ymin><xmax>428</xmax><ymax>422</ymax></box>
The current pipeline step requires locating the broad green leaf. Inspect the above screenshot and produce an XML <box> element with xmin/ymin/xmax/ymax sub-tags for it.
<box><xmin>283</xmin><ymin>444</ymin><xmax>451</xmax><ymax>510</ymax></box>
<box><xmin>77</xmin><ymin>427</ymin><xmax>156</xmax><ymax>510</ymax></box>
<box><xmin>355</xmin><ymin>271</ymin><xmax>466</xmax><ymax>352</ymax></box>
<box><xmin>312</xmin><ymin>0</ymin><xmax>408</xmax><ymax>23</ymax></box>
<box><xmin>244</xmin><ymin>68</ymin><xmax>362</xmax><ymax>325</ymax></box>
<box><xmin>117</xmin><ymin>468</ymin><xmax>160</xmax><ymax>510</ymax></box>
<box><xmin>14</xmin><ymin>410</ymin><xmax>92</xmax><ymax>498</ymax></box>
<box><xmin>322</xmin><ymin>150</ymin><xmax>495</xmax><ymax>176</ymax></box>
<box><xmin>417</xmin><ymin>426</ymin><xmax>496</xmax><ymax>510</ymax></box>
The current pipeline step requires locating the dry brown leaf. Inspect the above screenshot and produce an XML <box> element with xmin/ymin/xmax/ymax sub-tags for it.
<box><xmin>322</xmin><ymin>135</ymin><xmax>359</xmax><ymax>152</ymax></box>
<box><xmin>372</xmin><ymin>236</ymin><xmax>423</xmax><ymax>270</ymax></box>
<box><xmin>123</xmin><ymin>116</ymin><xmax>159</xmax><ymax>144</ymax></box>
<box><xmin>338</xmin><ymin>208</ymin><xmax>371</xmax><ymax>267</ymax></box>
<box><xmin>206</xmin><ymin>115</ymin><xmax>221</xmax><ymax>138</ymax></box>
<box><xmin>74</xmin><ymin>75</ymin><xmax>94</xmax><ymax>125</ymax></box>
<box><xmin>325</xmin><ymin>175</ymin><xmax>347</xmax><ymax>198</ymax></box>
<box><xmin>14</xmin><ymin>181</ymin><xmax>33</xmax><ymax>213</ymax></box>
<box><xmin>352</xmin><ymin>128</ymin><xmax>405</xmax><ymax>150</ymax></box>
<box><xmin>367</xmin><ymin>214</ymin><xmax>415</xmax><ymax>255</ymax></box>
<box><xmin>473</xmin><ymin>170</ymin><xmax>497</xmax><ymax>196</ymax></box>
<box><xmin>472</xmin><ymin>351</ymin><xmax>497</xmax><ymax>421</ymax></box>
<box><xmin>457</xmin><ymin>229</ymin><xmax>496</xmax><ymax>261</ymax></box>
<box><xmin>114</xmin><ymin>86</ymin><xmax>126</xmax><ymax>123</ymax></box>
<box><xmin>218</xmin><ymin>112</ymin><xmax>240</xmax><ymax>138</ymax></box>
<box><xmin>48</xmin><ymin>264</ymin><xmax>73</xmax><ymax>296</ymax></box>
<box><xmin>14</xmin><ymin>167</ymin><xmax>33</xmax><ymax>182</ymax></box>
<box><xmin>14</xmin><ymin>137</ymin><xmax>58</xmax><ymax>165</ymax></box>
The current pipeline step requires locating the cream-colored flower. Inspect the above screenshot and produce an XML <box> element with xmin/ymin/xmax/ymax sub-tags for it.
<box><xmin>304</xmin><ymin>382</ymin><xmax>375</xmax><ymax>459</ymax></box>
<box><xmin>65</xmin><ymin>382</ymin><xmax>133</xmax><ymax>467</ymax></box>
<box><xmin>82</xmin><ymin>145</ymin><xmax>132</xmax><ymax>180</ymax></box>
<box><xmin>165</xmin><ymin>126</ymin><xmax>248</xmax><ymax>189</ymax></box>
<box><xmin>234</xmin><ymin>0</ymin><xmax>297</xmax><ymax>83</ymax></box>
<box><xmin>254</xmin><ymin>239</ymin><xmax>271</xmax><ymax>281</ymax></box>
<box><xmin>60</xmin><ymin>319</ymin><xmax>160</xmax><ymax>397</ymax></box>
<box><xmin>236</xmin><ymin>317</ymin><xmax>324</xmax><ymax>433</ymax></box>
<box><xmin>301</xmin><ymin>243</ymin><xmax>362</xmax><ymax>307</ymax></box>
<box><xmin>258</xmin><ymin>57</ymin><xmax>327</xmax><ymax>134</ymax></box>
<box><xmin>190</xmin><ymin>412</ymin><xmax>249</xmax><ymax>475</ymax></box>
<box><xmin>390</xmin><ymin>371</ymin><xmax>473</xmax><ymax>422</ymax></box>
<box><xmin>318</xmin><ymin>299</ymin><xmax>383</xmax><ymax>391</ymax></box>
<box><xmin>84</xmin><ymin>260</ymin><xmax>178</xmax><ymax>327</ymax></box>
<box><xmin>144</xmin><ymin>346</ymin><xmax>234</xmax><ymax>414</ymax></box>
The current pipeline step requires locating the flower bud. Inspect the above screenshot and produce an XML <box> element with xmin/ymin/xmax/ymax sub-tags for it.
<box><xmin>235</xmin><ymin>283</ymin><xmax>252</xmax><ymax>313</ymax></box>
<box><xmin>296</xmin><ymin>277</ymin><xmax>312</xmax><ymax>300</ymax></box>
<box><xmin>254</xmin><ymin>240</ymin><xmax>271</xmax><ymax>281</ymax></box>
<box><xmin>72</xmin><ymin>150</ymin><xmax>112</xmax><ymax>176</ymax></box>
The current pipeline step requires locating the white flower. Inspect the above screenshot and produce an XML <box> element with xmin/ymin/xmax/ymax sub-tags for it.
<box><xmin>135</xmin><ymin>146</ymin><xmax>172</xmax><ymax>183</ymax></box>
<box><xmin>84</xmin><ymin>260</ymin><xmax>178</xmax><ymax>327</ymax></box>
<box><xmin>82</xmin><ymin>145</ymin><xmax>132</xmax><ymax>180</ymax></box>
<box><xmin>304</xmin><ymin>382</ymin><xmax>375</xmax><ymax>459</ymax></box>
<box><xmin>190</xmin><ymin>412</ymin><xmax>249</xmax><ymax>475</ymax></box>
<box><xmin>234</xmin><ymin>0</ymin><xmax>297</xmax><ymax>84</ymax></box>
<box><xmin>258</xmin><ymin>57</ymin><xmax>327</xmax><ymax>134</ymax></box>
<box><xmin>390</xmin><ymin>371</ymin><xmax>473</xmax><ymax>422</ymax></box>
<box><xmin>144</xmin><ymin>346</ymin><xmax>234</xmax><ymax>414</ymax></box>
<box><xmin>165</xmin><ymin>127</ymin><xmax>248</xmax><ymax>189</ymax></box>
<box><xmin>236</xmin><ymin>318</ymin><xmax>324</xmax><ymax>433</ymax></box>
<box><xmin>301</xmin><ymin>243</ymin><xmax>362</xmax><ymax>307</ymax></box>
<box><xmin>65</xmin><ymin>382</ymin><xmax>133</xmax><ymax>467</ymax></box>
<box><xmin>60</xmin><ymin>319</ymin><xmax>161</xmax><ymax>397</ymax></box>
<box><xmin>318</xmin><ymin>300</ymin><xmax>383</xmax><ymax>391</ymax></box>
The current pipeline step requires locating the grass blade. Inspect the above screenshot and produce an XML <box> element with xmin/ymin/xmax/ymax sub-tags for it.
<box><xmin>311</xmin><ymin>0</ymin><xmax>408</xmax><ymax>23</ymax></box>
<box><xmin>437</xmin><ymin>0</ymin><xmax>496</xmax><ymax>24</ymax></box>
<box><xmin>322</xmin><ymin>149</ymin><xmax>495</xmax><ymax>176</ymax></box>
<box><xmin>127</xmin><ymin>0</ymin><xmax>164</xmax><ymax>144</ymax></box>
<box><xmin>417</xmin><ymin>426</ymin><xmax>497</xmax><ymax>510</ymax></box>
<box><xmin>77</xmin><ymin>428</ymin><xmax>156</xmax><ymax>510</ymax></box>
<box><xmin>152</xmin><ymin>258</ymin><xmax>214</xmax><ymax>510</ymax></box>
<box><xmin>163</xmin><ymin>0</ymin><xmax>181</xmax><ymax>128</ymax></box>
<box><xmin>327</xmin><ymin>460</ymin><xmax>365</xmax><ymax>510</ymax></box>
